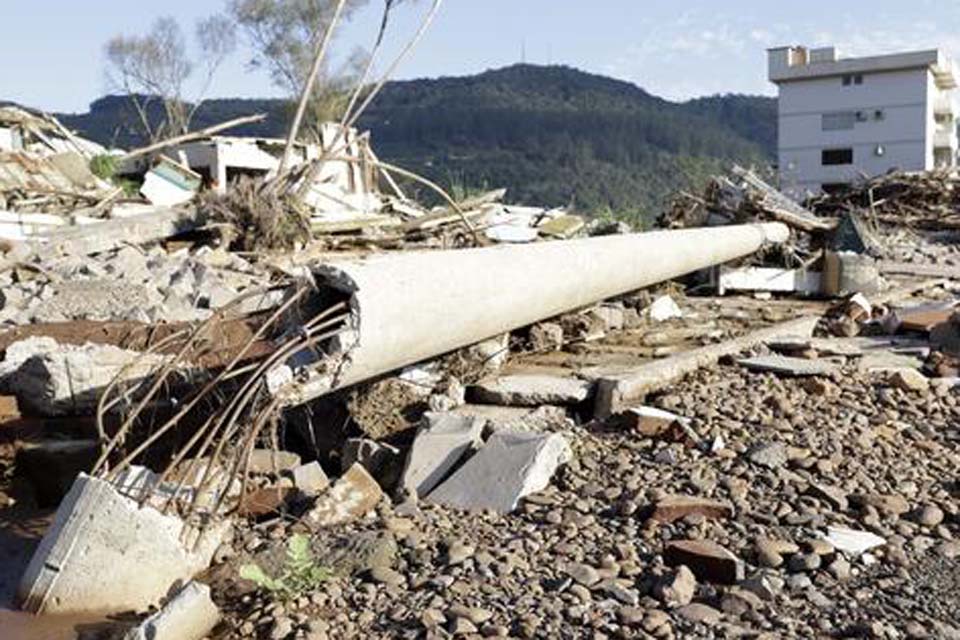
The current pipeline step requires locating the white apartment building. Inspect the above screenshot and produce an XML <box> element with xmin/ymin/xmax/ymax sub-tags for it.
<box><xmin>768</xmin><ymin>45</ymin><xmax>958</xmax><ymax>197</ymax></box>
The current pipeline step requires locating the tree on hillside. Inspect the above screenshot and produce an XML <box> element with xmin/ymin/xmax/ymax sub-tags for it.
<box><xmin>105</xmin><ymin>15</ymin><xmax>237</xmax><ymax>142</ymax></box>
<box><xmin>229</xmin><ymin>0</ymin><xmax>370</xmax><ymax>139</ymax></box>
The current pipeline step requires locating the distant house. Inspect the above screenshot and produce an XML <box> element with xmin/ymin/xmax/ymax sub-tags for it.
<box><xmin>767</xmin><ymin>45</ymin><xmax>958</xmax><ymax>197</ymax></box>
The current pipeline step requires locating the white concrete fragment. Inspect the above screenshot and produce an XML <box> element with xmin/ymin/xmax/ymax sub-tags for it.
<box><xmin>18</xmin><ymin>474</ymin><xmax>228</xmax><ymax>614</ymax></box>
<box><xmin>716</xmin><ymin>266</ymin><xmax>822</xmax><ymax>295</ymax></box>
<box><xmin>647</xmin><ymin>295</ymin><xmax>683</xmax><ymax>322</ymax></box>
<box><xmin>471</xmin><ymin>374</ymin><xmax>593</xmax><ymax>407</ymax></box>
<box><xmin>123</xmin><ymin>581</ymin><xmax>219</xmax><ymax>640</ymax></box>
<box><xmin>427</xmin><ymin>431</ymin><xmax>572</xmax><ymax>514</ymax></box>
<box><xmin>307</xmin><ymin>464</ymin><xmax>383</xmax><ymax>527</ymax></box>
<box><xmin>0</xmin><ymin>337</ymin><xmax>175</xmax><ymax>416</ymax></box>
<box><xmin>824</xmin><ymin>526</ymin><xmax>886</xmax><ymax>556</ymax></box>
<box><xmin>291</xmin><ymin>462</ymin><xmax>330</xmax><ymax>497</ymax></box>
<box><xmin>401</xmin><ymin>412</ymin><xmax>485</xmax><ymax>498</ymax></box>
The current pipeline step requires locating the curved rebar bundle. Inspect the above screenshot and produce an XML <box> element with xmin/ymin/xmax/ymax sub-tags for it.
<box><xmin>92</xmin><ymin>279</ymin><xmax>350</xmax><ymax>525</ymax></box>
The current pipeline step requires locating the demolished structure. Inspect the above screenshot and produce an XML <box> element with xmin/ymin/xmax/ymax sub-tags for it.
<box><xmin>4</xmin><ymin>22</ymin><xmax>960</xmax><ymax>640</ymax></box>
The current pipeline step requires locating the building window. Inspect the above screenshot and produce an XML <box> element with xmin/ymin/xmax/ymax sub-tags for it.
<box><xmin>853</xmin><ymin>74</ymin><xmax>863</xmax><ymax>85</ymax></box>
<box><xmin>822</xmin><ymin>112</ymin><xmax>856</xmax><ymax>130</ymax></box>
<box><xmin>874</xmin><ymin>109</ymin><xmax>885</xmax><ymax>121</ymax></box>
<box><xmin>841</xmin><ymin>74</ymin><xmax>864</xmax><ymax>87</ymax></box>
<box><xmin>821</xmin><ymin>182</ymin><xmax>849</xmax><ymax>194</ymax></box>
<box><xmin>822</xmin><ymin>148</ymin><xmax>854</xmax><ymax>165</ymax></box>
<box><xmin>842</xmin><ymin>75</ymin><xmax>852</xmax><ymax>86</ymax></box>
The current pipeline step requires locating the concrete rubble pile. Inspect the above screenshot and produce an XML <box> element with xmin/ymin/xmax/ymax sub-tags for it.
<box><xmin>1</xmin><ymin>113</ymin><xmax>960</xmax><ymax>640</ymax></box>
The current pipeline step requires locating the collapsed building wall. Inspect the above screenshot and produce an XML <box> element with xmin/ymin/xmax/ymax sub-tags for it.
<box><xmin>272</xmin><ymin>223</ymin><xmax>790</xmax><ymax>405</ymax></box>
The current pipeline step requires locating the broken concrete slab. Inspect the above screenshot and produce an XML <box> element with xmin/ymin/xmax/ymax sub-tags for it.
<box><xmin>342</xmin><ymin>438</ymin><xmax>403</xmax><ymax>492</ymax></box>
<box><xmin>18</xmin><ymin>474</ymin><xmax>227</xmax><ymax>614</ymax></box>
<box><xmin>738</xmin><ymin>354</ymin><xmax>839</xmax><ymax>377</ymax></box>
<box><xmin>824</xmin><ymin>526</ymin><xmax>886</xmax><ymax>556</ymax></box>
<box><xmin>0</xmin><ymin>336</ymin><xmax>174</xmax><ymax>416</ymax></box>
<box><xmin>857</xmin><ymin>351</ymin><xmax>924</xmax><ymax>373</ymax></box>
<box><xmin>469</xmin><ymin>374</ymin><xmax>593</xmax><ymax>407</ymax></box>
<box><xmin>450</xmin><ymin>404</ymin><xmax>571</xmax><ymax>436</ymax></box>
<box><xmin>307</xmin><ymin>463</ymin><xmax>383</xmax><ymax>527</ymax></box>
<box><xmin>427</xmin><ymin>431</ymin><xmax>572</xmax><ymax>514</ymax></box>
<box><xmin>123</xmin><ymin>581</ymin><xmax>219</xmax><ymax>640</ymax></box>
<box><xmin>647</xmin><ymin>295</ymin><xmax>683</xmax><ymax>322</ymax></box>
<box><xmin>400</xmin><ymin>412</ymin><xmax>485</xmax><ymax>498</ymax></box>
<box><xmin>664</xmin><ymin>539</ymin><xmax>744</xmax><ymax>585</ymax></box>
<box><xmin>649</xmin><ymin>495</ymin><xmax>733</xmax><ymax>524</ymax></box>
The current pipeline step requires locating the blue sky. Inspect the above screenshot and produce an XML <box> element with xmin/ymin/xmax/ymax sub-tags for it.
<box><xmin>3</xmin><ymin>0</ymin><xmax>960</xmax><ymax>113</ymax></box>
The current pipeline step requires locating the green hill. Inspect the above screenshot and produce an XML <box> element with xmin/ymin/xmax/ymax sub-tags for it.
<box><xmin>48</xmin><ymin>64</ymin><xmax>777</xmax><ymax>224</ymax></box>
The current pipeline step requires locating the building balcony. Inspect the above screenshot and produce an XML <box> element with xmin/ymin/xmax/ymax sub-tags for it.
<box><xmin>935</xmin><ymin>96</ymin><xmax>956</xmax><ymax>117</ymax></box>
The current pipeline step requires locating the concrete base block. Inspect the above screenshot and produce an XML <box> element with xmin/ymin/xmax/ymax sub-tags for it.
<box><xmin>124</xmin><ymin>581</ymin><xmax>219</xmax><ymax>640</ymax></box>
<box><xmin>18</xmin><ymin>474</ymin><xmax>228</xmax><ymax>614</ymax></box>
<box><xmin>427</xmin><ymin>431</ymin><xmax>572</xmax><ymax>514</ymax></box>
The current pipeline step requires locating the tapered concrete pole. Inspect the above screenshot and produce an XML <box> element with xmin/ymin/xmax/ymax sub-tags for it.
<box><xmin>277</xmin><ymin>223</ymin><xmax>789</xmax><ymax>405</ymax></box>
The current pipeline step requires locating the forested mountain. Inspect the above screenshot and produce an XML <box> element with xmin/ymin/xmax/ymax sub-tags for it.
<box><xmin>49</xmin><ymin>64</ymin><xmax>777</xmax><ymax>224</ymax></box>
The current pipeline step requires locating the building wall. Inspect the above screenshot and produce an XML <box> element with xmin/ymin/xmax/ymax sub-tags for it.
<box><xmin>777</xmin><ymin>68</ymin><xmax>931</xmax><ymax>196</ymax></box>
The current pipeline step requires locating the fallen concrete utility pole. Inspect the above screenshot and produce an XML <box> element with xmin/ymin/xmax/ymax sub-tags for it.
<box><xmin>593</xmin><ymin>315</ymin><xmax>821</xmax><ymax>418</ymax></box>
<box><xmin>273</xmin><ymin>223</ymin><xmax>790</xmax><ymax>405</ymax></box>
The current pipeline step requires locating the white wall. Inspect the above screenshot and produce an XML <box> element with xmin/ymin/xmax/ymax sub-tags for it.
<box><xmin>777</xmin><ymin>68</ymin><xmax>932</xmax><ymax>195</ymax></box>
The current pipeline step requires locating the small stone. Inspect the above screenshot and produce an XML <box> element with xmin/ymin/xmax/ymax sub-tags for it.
<box><xmin>648</xmin><ymin>495</ymin><xmax>733</xmax><ymax>524</ymax></box>
<box><xmin>565</xmin><ymin>562</ymin><xmax>601</xmax><ymax>587</ymax></box>
<box><xmin>655</xmin><ymin>565</ymin><xmax>696</xmax><ymax>608</ymax></box>
<box><xmin>448</xmin><ymin>617</ymin><xmax>478</xmax><ymax>635</ymax></box>
<box><xmin>445</xmin><ymin>540</ymin><xmax>476</xmax><ymax>566</ymax></box>
<box><xmin>787</xmin><ymin>552</ymin><xmax>821</xmax><ymax>573</ymax></box>
<box><xmin>915</xmin><ymin>504</ymin><xmax>945</xmax><ymax>527</ymax></box>
<box><xmin>675</xmin><ymin>603</ymin><xmax>723</xmax><ymax>626</ymax></box>
<box><xmin>827</xmin><ymin>557</ymin><xmax>851</xmax><ymax>581</ymax></box>
<box><xmin>664</xmin><ymin>539</ymin><xmax>744</xmax><ymax>584</ymax></box>
<box><xmin>368</xmin><ymin>566</ymin><xmax>405</xmax><ymax>587</ymax></box>
<box><xmin>747</xmin><ymin>442</ymin><xmax>788</xmax><ymax>469</ymax></box>
<box><xmin>888</xmin><ymin>368</ymin><xmax>929</xmax><ymax>392</ymax></box>
<box><xmin>616</xmin><ymin>606</ymin><xmax>646</xmax><ymax>627</ymax></box>
<box><xmin>421</xmin><ymin>609</ymin><xmax>446</xmax><ymax>628</ymax></box>
<box><xmin>740</xmin><ymin>573</ymin><xmax>782</xmax><ymax>601</ymax></box>
<box><xmin>850</xmin><ymin>494</ymin><xmax>910</xmax><ymax>518</ymax></box>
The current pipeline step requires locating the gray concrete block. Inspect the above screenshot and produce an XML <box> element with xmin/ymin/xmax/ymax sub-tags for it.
<box><xmin>400</xmin><ymin>412</ymin><xmax>485</xmax><ymax>498</ymax></box>
<box><xmin>427</xmin><ymin>431</ymin><xmax>572</xmax><ymax>514</ymax></box>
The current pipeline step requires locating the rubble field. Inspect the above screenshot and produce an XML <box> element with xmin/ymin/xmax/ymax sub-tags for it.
<box><xmin>1</xmin><ymin>109</ymin><xmax>960</xmax><ymax>640</ymax></box>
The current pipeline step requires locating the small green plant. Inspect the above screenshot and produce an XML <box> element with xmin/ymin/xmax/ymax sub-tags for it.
<box><xmin>239</xmin><ymin>534</ymin><xmax>332</xmax><ymax>599</ymax></box>
<box><xmin>89</xmin><ymin>154</ymin><xmax>119</xmax><ymax>180</ymax></box>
